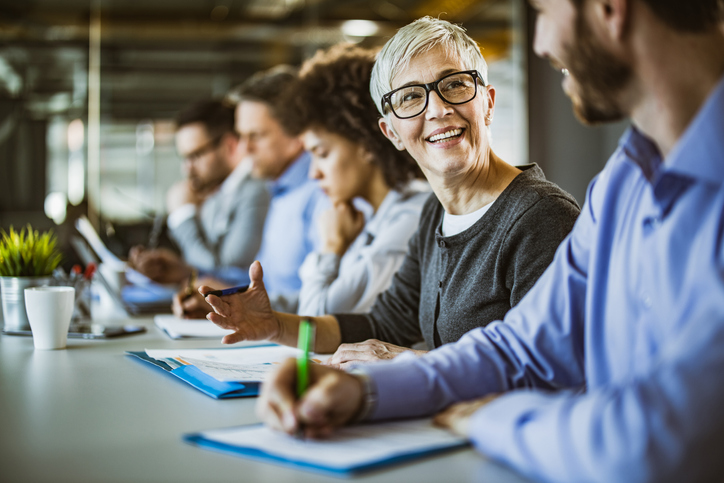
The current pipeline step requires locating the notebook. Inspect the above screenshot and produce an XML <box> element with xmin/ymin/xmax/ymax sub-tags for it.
<box><xmin>184</xmin><ymin>419</ymin><xmax>468</xmax><ymax>476</ymax></box>
<box><xmin>154</xmin><ymin>314</ymin><xmax>233</xmax><ymax>339</ymax></box>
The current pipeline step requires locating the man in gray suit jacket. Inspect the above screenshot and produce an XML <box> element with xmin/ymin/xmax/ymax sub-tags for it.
<box><xmin>129</xmin><ymin>100</ymin><xmax>269</xmax><ymax>285</ymax></box>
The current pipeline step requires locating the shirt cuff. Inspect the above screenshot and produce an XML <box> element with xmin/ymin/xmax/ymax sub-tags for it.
<box><xmin>354</xmin><ymin>353</ymin><xmax>435</xmax><ymax>421</ymax></box>
<box><xmin>167</xmin><ymin>204</ymin><xmax>196</xmax><ymax>230</ymax></box>
<box><xmin>347</xmin><ymin>369</ymin><xmax>378</xmax><ymax>423</ymax></box>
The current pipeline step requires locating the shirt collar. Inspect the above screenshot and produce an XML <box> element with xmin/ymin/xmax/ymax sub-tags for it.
<box><xmin>268</xmin><ymin>151</ymin><xmax>312</xmax><ymax>196</ymax></box>
<box><xmin>619</xmin><ymin>74</ymin><xmax>724</xmax><ymax>187</ymax></box>
<box><xmin>619</xmin><ymin>127</ymin><xmax>664</xmax><ymax>182</ymax></box>
<box><xmin>665</xmin><ymin>74</ymin><xmax>724</xmax><ymax>186</ymax></box>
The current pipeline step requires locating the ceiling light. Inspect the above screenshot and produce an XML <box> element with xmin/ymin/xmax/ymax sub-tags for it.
<box><xmin>341</xmin><ymin>20</ymin><xmax>379</xmax><ymax>38</ymax></box>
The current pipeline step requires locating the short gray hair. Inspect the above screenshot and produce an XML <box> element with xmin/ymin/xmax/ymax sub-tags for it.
<box><xmin>370</xmin><ymin>16</ymin><xmax>488</xmax><ymax>116</ymax></box>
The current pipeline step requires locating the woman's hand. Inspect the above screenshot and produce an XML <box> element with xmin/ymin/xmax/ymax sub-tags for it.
<box><xmin>202</xmin><ymin>261</ymin><xmax>281</xmax><ymax>344</ymax></box>
<box><xmin>320</xmin><ymin>202</ymin><xmax>365</xmax><ymax>256</ymax></box>
<box><xmin>326</xmin><ymin>339</ymin><xmax>427</xmax><ymax>369</ymax></box>
<box><xmin>257</xmin><ymin>358</ymin><xmax>364</xmax><ymax>438</ymax></box>
<box><xmin>433</xmin><ymin>394</ymin><xmax>501</xmax><ymax>438</ymax></box>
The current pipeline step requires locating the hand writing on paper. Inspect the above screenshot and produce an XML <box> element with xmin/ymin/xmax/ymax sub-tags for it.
<box><xmin>326</xmin><ymin>339</ymin><xmax>427</xmax><ymax>369</ymax></box>
<box><xmin>433</xmin><ymin>394</ymin><xmax>501</xmax><ymax>438</ymax></box>
<box><xmin>320</xmin><ymin>202</ymin><xmax>365</xmax><ymax>256</ymax></box>
<box><xmin>172</xmin><ymin>290</ymin><xmax>210</xmax><ymax>319</ymax></box>
<box><xmin>202</xmin><ymin>261</ymin><xmax>280</xmax><ymax>344</ymax></box>
<box><xmin>128</xmin><ymin>246</ymin><xmax>190</xmax><ymax>284</ymax></box>
<box><xmin>257</xmin><ymin>358</ymin><xmax>364</xmax><ymax>439</ymax></box>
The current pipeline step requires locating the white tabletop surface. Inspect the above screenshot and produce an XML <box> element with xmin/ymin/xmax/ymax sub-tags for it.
<box><xmin>0</xmin><ymin>315</ymin><xmax>533</xmax><ymax>483</ymax></box>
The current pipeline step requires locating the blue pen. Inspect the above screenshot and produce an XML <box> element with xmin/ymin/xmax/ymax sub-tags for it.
<box><xmin>204</xmin><ymin>285</ymin><xmax>249</xmax><ymax>298</ymax></box>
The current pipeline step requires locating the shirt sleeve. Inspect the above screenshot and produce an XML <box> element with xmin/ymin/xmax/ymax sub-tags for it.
<box><xmin>358</xmin><ymin>172</ymin><xmax>597</xmax><ymax>459</ymax></box>
<box><xmin>361</xmin><ymin>167</ymin><xmax>724</xmax><ymax>482</ymax></box>
<box><xmin>216</xmin><ymin>179</ymin><xmax>269</xmax><ymax>268</ymax></box>
<box><xmin>467</xmin><ymin>307</ymin><xmax>724</xmax><ymax>483</ymax></box>
<box><xmin>298</xmin><ymin>203</ymin><xmax>422</xmax><ymax>317</ymax></box>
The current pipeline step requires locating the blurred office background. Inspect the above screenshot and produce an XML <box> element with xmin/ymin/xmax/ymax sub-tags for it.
<box><xmin>0</xmin><ymin>0</ymin><xmax>626</xmax><ymax>254</ymax></box>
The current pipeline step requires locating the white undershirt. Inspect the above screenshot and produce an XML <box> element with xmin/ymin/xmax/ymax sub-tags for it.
<box><xmin>441</xmin><ymin>201</ymin><xmax>493</xmax><ymax>237</ymax></box>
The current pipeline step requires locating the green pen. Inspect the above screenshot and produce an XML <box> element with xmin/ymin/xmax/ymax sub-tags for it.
<box><xmin>296</xmin><ymin>319</ymin><xmax>315</xmax><ymax>438</ymax></box>
<box><xmin>296</xmin><ymin>319</ymin><xmax>315</xmax><ymax>397</ymax></box>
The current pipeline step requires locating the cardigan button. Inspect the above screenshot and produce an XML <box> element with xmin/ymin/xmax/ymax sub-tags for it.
<box><xmin>438</xmin><ymin>280</ymin><xmax>442</xmax><ymax>288</ymax></box>
<box><xmin>438</xmin><ymin>240</ymin><xmax>446</xmax><ymax>248</ymax></box>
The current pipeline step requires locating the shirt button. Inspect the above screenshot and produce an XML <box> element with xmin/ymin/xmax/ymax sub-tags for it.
<box><xmin>642</xmin><ymin>296</ymin><xmax>653</xmax><ymax>309</ymax></box>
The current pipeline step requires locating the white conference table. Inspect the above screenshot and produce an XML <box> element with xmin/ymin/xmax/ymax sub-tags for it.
<box><xmin>0</xmin><ymin>315</ymin><xmax>533</xmax><ymax>483</ymax></box>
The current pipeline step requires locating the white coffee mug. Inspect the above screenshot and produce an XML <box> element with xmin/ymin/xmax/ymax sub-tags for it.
<box><xmin>24</xmin><ymin>286</ymin><xmax>76</xmax><ymax>350</ymax></box>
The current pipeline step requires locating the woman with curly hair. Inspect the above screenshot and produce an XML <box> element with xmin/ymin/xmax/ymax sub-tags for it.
<box><xmin>286</xmin><ymin>44</ymin><xmax>429</xmax><ymax>316</ymax></box>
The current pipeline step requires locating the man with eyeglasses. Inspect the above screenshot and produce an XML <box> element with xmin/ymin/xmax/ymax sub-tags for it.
<box><xmin>224</xmin><ymin>66</ymin><xmax>327</xmax><ymax>312</ymax></box>
<box><xmin>129</xmin><ymin>99</ymin><xmax>269</xmax><ymax>286</ymax></box>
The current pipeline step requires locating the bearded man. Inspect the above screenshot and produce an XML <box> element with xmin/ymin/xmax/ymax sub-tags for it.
<box><xmin>257</xmin><ymin>1</ymin><xmax>724</xmax><ymax>481</ymax></box>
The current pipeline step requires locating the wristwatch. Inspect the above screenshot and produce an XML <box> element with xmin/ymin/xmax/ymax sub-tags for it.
<box><xmin>349</xmin><ymin>369</ymin><xmax>378</xmax><ymax>423</ymax></box>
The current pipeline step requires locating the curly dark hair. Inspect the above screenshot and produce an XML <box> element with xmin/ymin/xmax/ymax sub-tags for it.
<box><xmin>283</xmin><ymin>44</ymin><xmax>422</xmax><ymax>190</ymax></box>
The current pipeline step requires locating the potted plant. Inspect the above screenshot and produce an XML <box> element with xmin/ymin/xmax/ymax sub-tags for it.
<box><xmin>0</xmin><ymin>225</ymin><xmax>63</xmax><ymax>331</ymax></box>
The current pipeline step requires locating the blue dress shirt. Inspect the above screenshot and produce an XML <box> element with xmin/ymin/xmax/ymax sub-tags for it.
<box><xmin>361</xmin><ymin>76</ymin><xmax>724</xmax><ymax>483</ymax></box>
<box><xmin>253</xmin><ymin>152</ymin><xmax>326</xmax><ymax>307</ymax></box>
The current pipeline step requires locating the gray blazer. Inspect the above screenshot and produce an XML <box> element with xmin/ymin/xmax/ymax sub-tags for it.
<box><xmin>169</xmin><ymin>164</ymin><xmax>270</xmax><ymax>271</ymax></box>
<box><xmin>335</xmin><ymin>164</ymin><xmax>580</xmax><ymax>349</ymax></box>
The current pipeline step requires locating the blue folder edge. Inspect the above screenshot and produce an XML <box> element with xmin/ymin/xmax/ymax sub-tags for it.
<box><xmin>125</xmin><ymin>351</ymin><xmax>259</xmax><ymax>399</ymax></box>
<box><xmin>183</xmin><ymin>424</ymin><xmax>470</xmax><ymax>478</ymax></box>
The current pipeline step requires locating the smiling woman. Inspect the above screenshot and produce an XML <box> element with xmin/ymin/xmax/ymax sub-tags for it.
<box><xmin>201</xmin><ymin>17</ymin><xmax>581</xmax><ymax>368</ymax></box>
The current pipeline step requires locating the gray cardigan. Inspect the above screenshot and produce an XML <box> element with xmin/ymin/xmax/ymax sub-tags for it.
<box><xmin>335</xmin><ymin>164</ymin><xmax>580</xmax><ymax>349</ymax></box>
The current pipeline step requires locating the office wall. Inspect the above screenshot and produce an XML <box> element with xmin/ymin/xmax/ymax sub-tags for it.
<box><xmin>525</xmin><ymin>5</ymin><xmax>628</xmax><ymax>206</ymax></box>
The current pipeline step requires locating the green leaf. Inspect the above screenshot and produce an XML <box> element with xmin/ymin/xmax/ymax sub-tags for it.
<box><xmin>0</xmin><ymin>225</ymin><xmax>63</xmax><ymax>276</ymax></box>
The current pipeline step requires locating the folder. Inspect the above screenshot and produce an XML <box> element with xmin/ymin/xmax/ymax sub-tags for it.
<box><xmin>126</xmin><ymin>350</ymin><xmax>259</xmax><ymax>399</ymax></box>
<box><xmin>126</xmin><ymin>344</ymin><xmax>328</xmax><ymax>399</ymax></box>
<box><xmin>184</xmin><ymin>419</ymin><xmax>468</xmax><ymax>477</ymax></box>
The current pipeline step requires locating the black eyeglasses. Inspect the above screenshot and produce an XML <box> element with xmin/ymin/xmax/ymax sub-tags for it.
<box><xmin>182</xmin><ymin>134</ymin><xmax>225</xmax><ymax>163</ymax></box>
<box><xmin>381</xmin><ymin>70</ymin><xmax>486</xmax><ymax>120</ymax></box>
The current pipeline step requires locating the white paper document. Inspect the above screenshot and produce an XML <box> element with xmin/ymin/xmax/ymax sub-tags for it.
<box><xmin>75</xmin><ymin>216</ymin><xmax>126</xmax><ymax>271</ymax></box>
<box><xmin>154</xmin><ymin>314</ymin><xmax>234</xmax><ymax>339</ymax></box>
<box><xmin>188</xmin><ymin>419</ymin><xmax>468</xmax><ymax>474</ymax></box>
<box><xmin>145</xmin><ymin>345</ymin><xmax>330</xmax><ymax>383</ymax></box>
